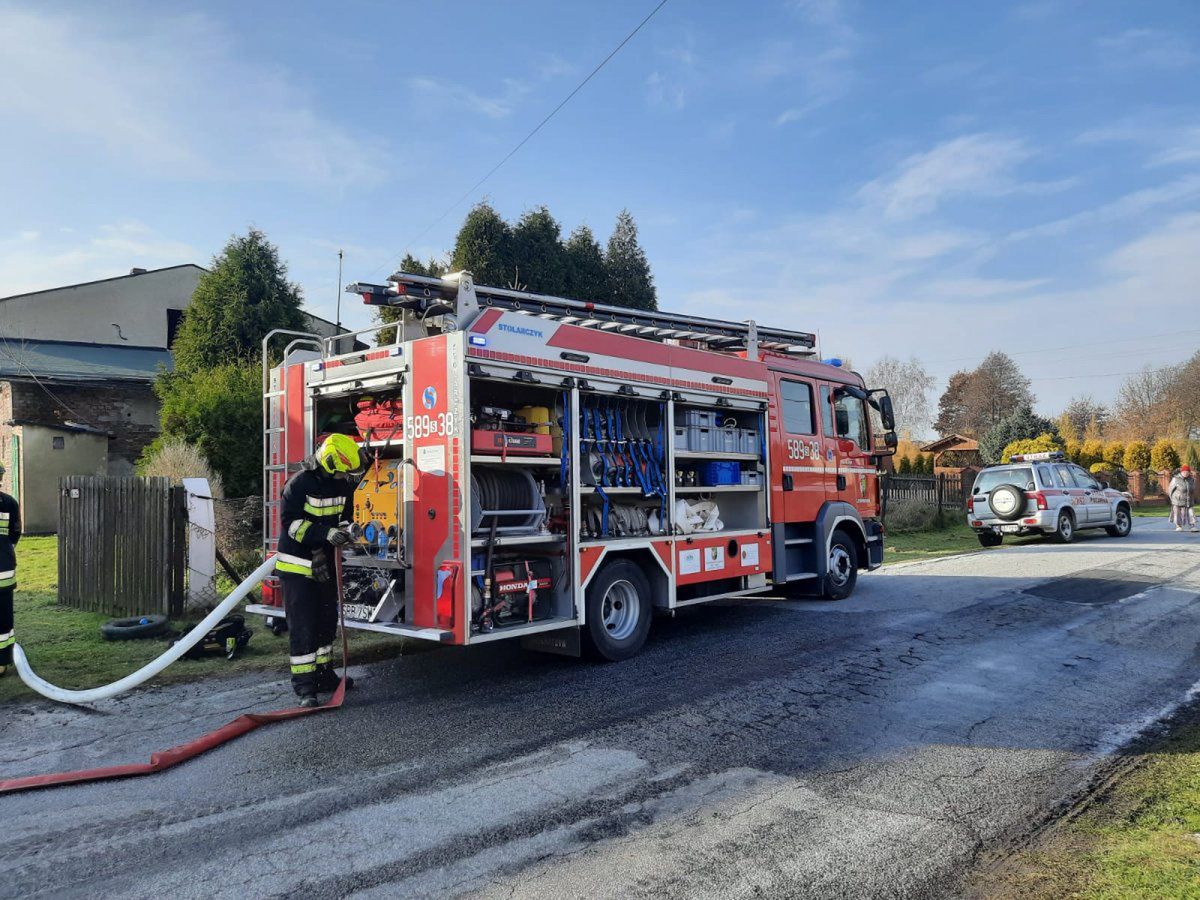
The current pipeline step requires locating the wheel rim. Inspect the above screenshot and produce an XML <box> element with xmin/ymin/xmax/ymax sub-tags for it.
<box><xmin>601</xmin><ymin>579</ymin><xmax>640</xmax><ymax>641</ymax></box>
<box><xmin>829</xmin><ymin>545</ymin><xmax>852</xmax><ymax>587</ymax></box>
<box><xmin>1117</xmin><ymin>510</ymin><xmax>1130</xmax><ymax>534</ymax></box>
<box><xmin>1061</xmin><ymin>516</ymin><xmax>1073</xmax><ymax>539</ymax></box>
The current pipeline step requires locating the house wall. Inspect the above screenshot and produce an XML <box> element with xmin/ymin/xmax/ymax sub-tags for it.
<box><xmin>5</xmin><ymin>378</ymin><xmax>158</xmax><ymax>476</ymax></box>
<box><xmin>14</xmin><ymin>424</ymin><xmax>109</xmax><ymax>533</ymax></box>
<box><xmin>0</xmin><ymin>266</ymin><xmax>203</xmax><ymax>349</ymax></box>
<box><xmin>0</xmin><ymin>382</ymin><xmax>14</xmax><ymax>495</ymax></box>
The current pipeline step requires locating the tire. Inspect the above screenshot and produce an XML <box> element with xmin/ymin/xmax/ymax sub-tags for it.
<box><xmin>583</xmin><ymin>558</ymin><xmax>652</xmax><ymax>662</ymax></box>
<box><xmin>1050</xmin><ymin>510</ymin><xmax>1075</xmax><ymax>544</ymax></box>
<box><xmin>821</xmin><ymin>532</ymin><xmax>858</xmax><ymax>601</ymax></box>
<box><xmin>1106</xmin><ymin>504</ymin><xmax>1132</xmax><ymax>538</ymax></box>
<box><xmin>101</xmin><ymin>614</ymin><xmax>170</xmax><ymax>641</ymax></box>
<box><xmin>977</xmin><ymin>531</ymin><xmax>1003</xmax><ymax>548</ymax></box>
<box><xmin>987</xmin><ymin>484</ymin><xmax>1025</xmax><ymax>522</ymax></box>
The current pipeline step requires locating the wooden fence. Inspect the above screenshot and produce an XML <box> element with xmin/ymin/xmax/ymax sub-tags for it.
<box><xmin>58</xmin><ymin>476</ymin><xmax>187</xmax><ymax>617</ymax></box>
<box><xmin>882</xmin><ymin>473</ymin><xmax>970</xmax><ymax>516</ymax></box>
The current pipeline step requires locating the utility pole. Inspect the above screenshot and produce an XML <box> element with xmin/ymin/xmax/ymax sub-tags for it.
<box><xmin>335</xmin><ymin>249</ymin><xmax>344</xmax><ymax>334</ymax></box>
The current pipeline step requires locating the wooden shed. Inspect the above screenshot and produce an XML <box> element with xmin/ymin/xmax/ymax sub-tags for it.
<box><xmin>921</xmin><ymin>434</ymin><xmax>982</xmax><ymax>474</ymax></box>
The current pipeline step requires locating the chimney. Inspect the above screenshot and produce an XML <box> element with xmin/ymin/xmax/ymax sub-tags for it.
<box><xmin>129</xmin><ymin>267</ymin><xmax>148</xmax><ymax>276</ymax></box>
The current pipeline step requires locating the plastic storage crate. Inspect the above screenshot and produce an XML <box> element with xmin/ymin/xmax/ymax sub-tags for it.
<box><xmin>683</xmin><ymin>409</ymin><xmax>717</xmax><ymax>428</ymax></box>
<box><xmin>688</xmin><ymin>425</ymin><xmax>715</xmax><ymax>452</ymax></box>
<box><xmin>700</xmin><ymin>461</ymin><xmax>741</xmax><ymax>486</ymax></box>
<box><xmin>739</xmin><ymin>429</ymin><xmax>759</xmax><ymax>455</ymax></box>
<box><xmin>716</xmin><ymin>427</ymin><xmax>740</xmax><ymax>453</ymax></box>
<box><xmin>740</xmin><ymin>470</ymin><xmax>763</xmax><ymax>486</ymax></box>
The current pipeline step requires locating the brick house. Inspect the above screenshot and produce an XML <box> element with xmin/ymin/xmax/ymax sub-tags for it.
<box><xmin>0</xmin><ymin>265</ymin><xmax>346</xmax><ymax>532</ymax></box>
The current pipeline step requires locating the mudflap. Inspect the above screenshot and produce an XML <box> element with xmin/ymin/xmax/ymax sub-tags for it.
<box><xmin>866</xmin><ymin>518</ymin><xmax>884</xmax><ymax>569</ymax></box>
<box><xmin>521</xmin><ymin>626</ymin><xmax>582</xmax><ymax>658</ymax></box>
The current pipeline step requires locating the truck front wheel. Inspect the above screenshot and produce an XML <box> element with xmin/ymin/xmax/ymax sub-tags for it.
<box><xmin>584</xmin><ymin>559</ymin><xmax>652</xmax><ymax>661</ymax></box>
<box><xmin>821</xmin><ymin>533</ymin><xmax>858</xmax><ymax>601</ymax></box>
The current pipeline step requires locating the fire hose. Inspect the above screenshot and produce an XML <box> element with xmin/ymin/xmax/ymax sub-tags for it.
<box><xmin>0</xmin><ymin>555</ymin><xmax>350</xmax><ymax>795</ymax></box>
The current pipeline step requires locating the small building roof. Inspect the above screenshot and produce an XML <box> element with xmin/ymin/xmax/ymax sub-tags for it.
<box><xmin>9</xmin><ymin>418</ymin><xmax>110</xmax><ymax>436</ymax></box>
<box><xmin>0</xmin><ymin>338</ymin><xmax>171</xmax><ymax>383</ymax></box>
<box><xmin>921</xmin><ymin>434</ymin><xmax>980</xmax><ymax>453</ymax></box>
<box><xmin>0</xmin><ymin>264</ymin><xmax>205</xmax><ymax>303</ymax></box>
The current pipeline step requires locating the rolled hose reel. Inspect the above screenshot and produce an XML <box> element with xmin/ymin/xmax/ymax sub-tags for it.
<box><xmin>470</xmin><ymin>467</ymin><xmax>546</xmax><ymax>534</ymax></box>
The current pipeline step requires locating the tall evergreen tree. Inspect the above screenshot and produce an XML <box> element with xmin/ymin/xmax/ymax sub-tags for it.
<box><xmin>153</xmin><ymin>228</ymin><xmax>305</xmax><ymax>496</ymax></box>
<box><xmin>563</xmin><ymin>224</ymin><xmax>609</xmax><ymax>303</ymax></box>
<box><xmin>510</xmin><ymin>206</ymin><xmax>568</xmax><ymax>294</ymax></box>
<box><xmin>449</xmin><ymin>201</ymin><xmax>513</xmax><ymax>287</ymax></box>
<box><xmin>604</xmin><ymin>209</ymin><xmax>657</xmax><ymax>311</ymax></box>
<box><xmin>171</xmin><ymin>228</ymin><xmax>306</xmax><ymax>373</ymax></box>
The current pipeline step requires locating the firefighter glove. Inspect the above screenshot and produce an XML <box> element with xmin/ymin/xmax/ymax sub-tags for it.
<box><xmin>327</xmin><ymin>528</ymin><xmax>352</xmax><ymax>546</ymax></box>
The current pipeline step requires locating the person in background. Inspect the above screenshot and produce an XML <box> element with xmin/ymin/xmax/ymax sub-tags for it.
<box><xmin>0</xmin><ymin>462</ymin><xmax>21</xmax><ymax>677</ymax></box>
<box><xmin>1168</xmin><ymin>464</ymin><xmax>1197</xmax><ymax>532</ymax></box>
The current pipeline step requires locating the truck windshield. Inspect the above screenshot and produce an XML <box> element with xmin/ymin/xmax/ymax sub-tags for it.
<box><xmin>973</xmin><ymin>468</ymin><xmax>1034</xmax><ymax>493</ymax></box>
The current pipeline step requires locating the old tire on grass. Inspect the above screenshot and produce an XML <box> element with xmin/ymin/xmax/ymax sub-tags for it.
<box><xmin>101</xmin><ymin>615</ymin><xmax>170</xmax><ymax>641</ymax></box>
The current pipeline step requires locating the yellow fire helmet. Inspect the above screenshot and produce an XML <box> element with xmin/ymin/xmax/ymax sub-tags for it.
<box><xmin>315</xmin><ymin>433</ymin><xmax>363</xmax><ymax>475</ymax></box>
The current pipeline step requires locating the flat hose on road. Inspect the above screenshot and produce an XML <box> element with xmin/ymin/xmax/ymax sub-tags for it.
<box><xmin>0</xmin><ymin>556</ymin><xmax>351</xmax><ymax>796</ymax></box>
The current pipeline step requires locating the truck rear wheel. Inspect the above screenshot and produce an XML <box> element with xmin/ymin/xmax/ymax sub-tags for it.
<box><xmin>584</xmin><ymin>558</ymin><xmax>652</xmax><ymax>661</ymax></box>
<box><xmin>821</xmin><ymin>533</ymin><xmax>858</xmax><ymax>601</ymax></box>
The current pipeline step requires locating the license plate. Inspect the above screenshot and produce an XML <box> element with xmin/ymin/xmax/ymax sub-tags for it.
<box><xmin>341</xmin><ymin>602</ymin><xmax>375</xmax><ymax>621</ymax></box>
<box><xmin>1001</xmin><ymin>524</ymin><xmax>1021</xmax><ymax>534</ymax></box>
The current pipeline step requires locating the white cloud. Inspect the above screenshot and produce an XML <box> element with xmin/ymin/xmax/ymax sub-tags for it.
<box><xmin>1007</xmin><ymin>174</ymin><xmax>1200</xmax><ymax>242</ymax></box>
<box><xmin>1096</xmin><ymin>29</ymin><xmax>1196</xmax><ymax>69</ymax></box>
<box><xmin>0</xmin><ymin>5</ymin><xmax>388</xmax><ymax>188</ymax></box>
<box><xmin>407</xmin><ymin>76</ymin><xmax>529</xmax><ymax>120</ymax></box>
<box><xmin>857</xmin><ymin>134</ymin><xmax>1033</xmax><ymax>219</ymax></box>
<box><xmin>0</xmin><ymin>223</ymin><xmax>199</xmax><ymax>298</ymax></box>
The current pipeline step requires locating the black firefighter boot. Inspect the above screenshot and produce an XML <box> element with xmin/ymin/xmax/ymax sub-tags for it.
<box><xmin>316</xmin><ymin>664</ymin><xmax>354</xmax><ymax>693</ymax></box>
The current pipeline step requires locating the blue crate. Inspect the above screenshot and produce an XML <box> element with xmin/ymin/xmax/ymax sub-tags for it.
<box><xmin>700</xmin><ymin>460</ymin><xmax>741</xmax><ymax>486</ymax></box>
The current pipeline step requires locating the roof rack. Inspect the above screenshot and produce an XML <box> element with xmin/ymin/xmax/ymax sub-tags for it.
<box><xmin>1007</xmin><ymin>451</ymin><xmax>1066</xmax><ymax>462</ymax></box>
<box><xmin>347</xmin><ymin>271</ymin><xmax>816</xmax><ymax>359</ymax></box>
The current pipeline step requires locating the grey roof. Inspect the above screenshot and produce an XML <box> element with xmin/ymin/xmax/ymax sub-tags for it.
<box><xmin>0</xmin><ymin>264</ymin><xmax>206</xmax><ymax>302</ymax></box>
<box><xmin>0</xmin><ymin>339</ymin><xmax>171</xmax><ymax>382</ymax></box>
<box><xmin>8</xmin><ymin>418</ymin><xmax>110</xmax><ymax>436</ymax></box>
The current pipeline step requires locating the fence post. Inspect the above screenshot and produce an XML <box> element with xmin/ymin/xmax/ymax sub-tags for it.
<box><xmin>935</xmin><ymin>473</ymin><xmax>944</xmax><ymax>527</ymax></box>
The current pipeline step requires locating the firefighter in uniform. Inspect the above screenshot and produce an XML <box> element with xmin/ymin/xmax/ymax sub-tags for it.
<box><xmin>0</xmin><ymin>463</ymin><xmax>20</xmax><ymax>678</ymax></box>
<box><xmin>276</xmin><ymin>434</ymin><xmax>361</xmax><ymax>707</ymax></box>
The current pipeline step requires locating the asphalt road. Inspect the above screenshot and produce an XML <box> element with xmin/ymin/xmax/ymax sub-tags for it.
<box><xmin>4</xmin><ymin>517</ymin><xmax>1200</xmax><ymax>899</ymax></box>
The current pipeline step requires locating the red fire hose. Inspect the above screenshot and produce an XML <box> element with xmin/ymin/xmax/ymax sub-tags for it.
<box><xmin>0</xmin><ymin>557</ymin><xmax>351</xmax><ymax>796</ymax></box>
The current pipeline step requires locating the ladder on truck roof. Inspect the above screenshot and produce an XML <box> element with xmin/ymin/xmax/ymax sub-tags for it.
<box><xmin>347</xmin><ymin>271</ymin><xmax>817</xmax><ymax>359</ymax></box>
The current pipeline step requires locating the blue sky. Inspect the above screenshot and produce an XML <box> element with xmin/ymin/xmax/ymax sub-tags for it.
<box><xmin>2</xmin><ymin>0</ymin><xmax>1198</xmax><ymax>418</ymax></box>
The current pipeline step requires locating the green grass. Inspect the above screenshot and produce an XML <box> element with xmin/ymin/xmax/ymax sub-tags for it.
<box><xmin>1133</xmin><ymin>504</ymin><xmax>1175</xmax><ymax>518</ymax></box>
<box><xmin>1</xmin><ymin>536</ymin><xmax>412</xmax><ymax>704</ymax></box>
<box><xmin>977</xmin><ymin>707</ymin><xmax>1200</xmax><ymax>899</ymax></box>
<box><xmin>883</xmin><ymin>522</ymin><xmax>1044</xmax><ymax>565</ymax></box>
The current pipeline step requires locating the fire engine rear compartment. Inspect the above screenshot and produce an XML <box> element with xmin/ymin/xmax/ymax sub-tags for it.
<box><xmin>251</xmin><ymin>271</ymin><xmax>893</xmax><ymax>658</ymax></box>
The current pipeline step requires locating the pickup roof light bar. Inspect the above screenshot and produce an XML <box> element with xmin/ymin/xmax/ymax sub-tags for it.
<box><xmin>1008</xmin><ymin>451</ymin><xmax>1066</xmax><ymax>462</ymax></box>
<box><xmin>347</xmin><ymin>271</ymin><xmax>817</xmax><ymax>357</ymax></box>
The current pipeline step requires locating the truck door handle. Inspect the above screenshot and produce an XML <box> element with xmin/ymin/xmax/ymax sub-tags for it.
<box><xmin>836</xmin><ymin>475</ymin><xmax>847</xmax><ymax>491</ymax></box>
<box><xmin>783</xmin><ymin>474</ymin><xmax>794</xmax><ymax>491</ymax></box>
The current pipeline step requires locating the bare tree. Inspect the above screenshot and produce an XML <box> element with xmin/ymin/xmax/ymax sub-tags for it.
<box><xmin>1058</xmin><ymin>395</ymin><xmax>1109</xmax><ymax>442</ymax></box>
<box><xmin>865</xmin><ymin>355</ymin><xmax>935</xmax><ymax>439</ymax></box>
<box><xmin>1112</xmin><ymin>364</ymin><xmax>1178</xmax><ymax>440</ymax></box>
<box><xmin>932</xmin><ymin>351</ymin><xmax>1034</xmax><ymax>437</ymax></box>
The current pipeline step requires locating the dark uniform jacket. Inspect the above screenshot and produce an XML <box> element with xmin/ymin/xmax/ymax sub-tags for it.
<box><xmin>275</xmin><ymin>463</ymin><xmax>353</xmax><ymax>578</ymax></box>
<box><xmin>0</xmin><ymin>491</ymin><xmax>21</xmax><ymax>588</ymax></box>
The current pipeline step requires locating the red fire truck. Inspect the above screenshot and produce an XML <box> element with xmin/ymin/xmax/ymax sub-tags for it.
<box><xmin>249</xmin><ymin>272</ymin><xmax>897</xmax><ymax>660</ymax></box>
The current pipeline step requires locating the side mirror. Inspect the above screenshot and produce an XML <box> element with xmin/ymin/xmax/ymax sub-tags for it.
<box><xmin>879</xmin><ymin>395</ymin><xmax>895</xmax><ymax>432</ymax></box>
<box><xmin>884</xmin><ymin>430</ymin><xmax>898</xmax><ymax>449</ymax></box>
<box><xmin>1099</xmin><ymin>480</ymin><xmax>1110</xmax><ymax>489</ymax></box>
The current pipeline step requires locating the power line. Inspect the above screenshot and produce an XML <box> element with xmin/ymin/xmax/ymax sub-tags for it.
<box><xmin>368</xmin><ymin>0</ymin><xmax>671</xmax><ymax>279</ymax></box>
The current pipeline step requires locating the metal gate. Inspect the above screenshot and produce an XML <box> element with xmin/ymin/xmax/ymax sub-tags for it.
<box><xmin>58</xmin><ymin>476</ymin><xmax>187</xmax><ymax>617</ymax></box>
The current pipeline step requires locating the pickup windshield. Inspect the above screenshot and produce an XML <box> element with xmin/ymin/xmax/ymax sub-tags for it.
<box><xmin>973</xmin><ymin>467</ymin><xmax>1034</xmax><ymax>494</ymax></box>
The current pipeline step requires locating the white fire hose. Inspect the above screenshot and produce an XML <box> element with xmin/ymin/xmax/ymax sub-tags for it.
<box><xmin>13</xmin><ymin>557</ymin><xmax>277</xmax><ymax>705</ymax></box>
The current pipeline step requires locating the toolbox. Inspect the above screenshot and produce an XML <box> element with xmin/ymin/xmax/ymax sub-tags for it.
<box><xmin>700</xmin><ymin>461</ymin><xmax>741</xmax><ymax>486</ymax></box>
